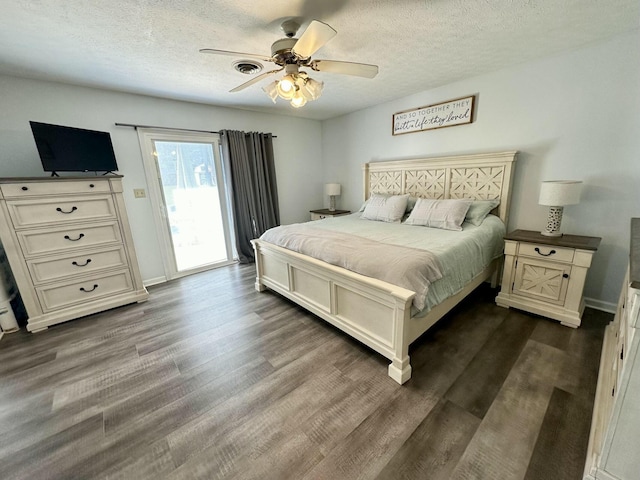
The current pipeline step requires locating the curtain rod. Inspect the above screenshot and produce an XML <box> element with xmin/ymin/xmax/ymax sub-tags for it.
<box><xmin>114</xmin><ymin>123</ymin><xmax>277</xmax><ymax>137</ymax></box>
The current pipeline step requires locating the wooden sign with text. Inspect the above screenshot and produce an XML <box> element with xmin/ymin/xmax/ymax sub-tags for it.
<box><xmin>392</xmin><ymin>95</ymin><xmax>475</xmax><ymax>135</ymax></box>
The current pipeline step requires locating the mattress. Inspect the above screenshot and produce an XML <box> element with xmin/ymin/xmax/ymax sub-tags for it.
<box><xmin>271</xmin><ymin>213</ymin><xmax>506</xmax><ymax>314</ymax></box>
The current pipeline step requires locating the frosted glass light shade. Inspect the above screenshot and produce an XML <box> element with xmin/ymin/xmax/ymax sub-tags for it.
<box><xmin>538</xmin><ymin>181</ymin><xmax>582</xmax><ymax>206</ymax></box>
<box><xmin>325</xmin><ymin>183</ymin><xmax>341</xmax><ymax>196</ymax></box>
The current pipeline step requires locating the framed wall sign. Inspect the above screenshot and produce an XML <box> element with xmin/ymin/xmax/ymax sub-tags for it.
<box><xmin>392</xmin><ymin>95</ymin><xmax>475</xmax><ymax>136</ymax></box>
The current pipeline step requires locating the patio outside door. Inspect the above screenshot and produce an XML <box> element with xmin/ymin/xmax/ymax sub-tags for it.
<box><xmin>138</xmin><ymin>129</ymin><xmax>234</xmax><ymax>280</ymax></box>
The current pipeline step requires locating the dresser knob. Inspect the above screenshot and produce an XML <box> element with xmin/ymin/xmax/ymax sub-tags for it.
<box><xmin>562</xmin><ymin>273</ymin><xmax>569</xmax><ymax>278</ymax></box>
<box><xmin>21</xmin><ymin>186</ymin><xmax>28</xmax><ymax>191</ymax></box>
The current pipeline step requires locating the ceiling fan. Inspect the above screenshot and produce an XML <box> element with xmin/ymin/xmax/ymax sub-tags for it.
<box><xmin>200</xmin><ymin>19</ymin><xmax>379</xmax><ymax>107</ymax></box>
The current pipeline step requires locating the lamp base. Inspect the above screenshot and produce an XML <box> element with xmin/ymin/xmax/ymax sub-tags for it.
<box><xmin>329</xmin><ymin>195</ymin><xmax>336</xmax><ymax>212</ymax></box>
<box><xmin>541</xmin><ymin>206</ymin><xmax>564</xmax><ymax>237</ymax></box>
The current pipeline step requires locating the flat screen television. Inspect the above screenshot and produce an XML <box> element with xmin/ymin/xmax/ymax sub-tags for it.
<box><xmin>29</xmin><ymin>121</ymin><xmax>119</xmax><ymax>175</ymax></box>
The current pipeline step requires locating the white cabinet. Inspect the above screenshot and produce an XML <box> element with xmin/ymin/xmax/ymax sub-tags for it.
<box><xmin>0</xmin><ymin>177</ymin><xmax>148</xmax><ymax>332</ymax></box>
<box><xmin>495</xmin><ymin>229</ymin><xmax>601</xmax><ymax>328</ymax></box>
<box><xmin>584</xmin><ymin>218</ymin><xmax>640</xmax><ymax>480</ymax></box>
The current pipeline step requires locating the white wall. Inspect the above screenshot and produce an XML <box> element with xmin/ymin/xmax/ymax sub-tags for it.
<box><xmin>0</xmin><ymin>76</ymin><xmax>323</xmax><ymax>282</ymax></box>
<box><xmin>322</xmin><ymin>30</ymin><xmax>640</xmax><ymax>308</ymax></box>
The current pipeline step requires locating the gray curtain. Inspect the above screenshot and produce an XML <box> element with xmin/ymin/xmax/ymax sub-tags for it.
<box><xmin>220</xmin><ymin>130</ymin><xmax>280</xmax><ymax>263</ymax></box>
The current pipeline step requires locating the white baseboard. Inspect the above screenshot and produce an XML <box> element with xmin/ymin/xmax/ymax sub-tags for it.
<box><xmin>584</xmin><ymin>297</ymin><xmax>616</xmax><ymax>314</ymax></box>
<box><xmin>143</xmin><ymin>276</ymin><xmax>167</xmax><ymax>287</ymax></box>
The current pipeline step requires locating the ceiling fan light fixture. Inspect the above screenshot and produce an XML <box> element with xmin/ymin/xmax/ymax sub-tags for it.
<box><xmin>263</xmin><ymin>81</ymin><xmax>279</xmax><ymax>103</ymax></box>
<box><xmin>303</xmin><ymin>77</ymin><xmax>324</xmax><ymax>100</ymax></box>
<box><xmin>277</xmin><ymin>74</ymin><xmax>296</xmax><ymax>95</ymax></box>
<box><xmin>290</xmin><ymin>93</ymin><xmax>307</xmax><ymax>108</ymax></box>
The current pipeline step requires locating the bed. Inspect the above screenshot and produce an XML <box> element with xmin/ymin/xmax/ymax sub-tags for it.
<box><xmin>251</xmin><ymin>151</ymin><xmax>517</xmax><ymax>384</ymax></box>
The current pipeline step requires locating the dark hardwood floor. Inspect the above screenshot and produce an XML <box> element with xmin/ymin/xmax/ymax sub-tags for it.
<box><xmin>0</xmin><ymin>264</ymin><xmax>610</xmax><ymax>479</ymax></box>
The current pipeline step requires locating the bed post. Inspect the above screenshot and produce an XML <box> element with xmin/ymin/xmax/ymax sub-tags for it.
<box><xmin>251</xmin><ymin>240</ymin><xmax>266</xmax><ymax>292</ymax></box>
<box><xmin>388</xmin><ymin>296</ymin><xmax>413</xmax><ymax>384</ymax></box>
<box><xmin>362</xmin><ymin>163</ymin><xmax>370</xmax><ymax>202</ymax></box>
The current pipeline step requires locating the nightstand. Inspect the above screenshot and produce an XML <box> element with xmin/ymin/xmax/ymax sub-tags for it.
<box><xmin>309</xmin><ymin>209</ymin><xmax>351</xmax><ymax>221</ymax></box>
<box><xmin>495</xmin><ymin>229</ymin><xmax>601</xmax><ymax>327</ymax></box>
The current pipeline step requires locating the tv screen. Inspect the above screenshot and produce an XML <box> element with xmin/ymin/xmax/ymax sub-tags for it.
<box><xmin>29</xmin><ymin>121</ymin><xmax>119</xmax><ymax>174</ymax></box>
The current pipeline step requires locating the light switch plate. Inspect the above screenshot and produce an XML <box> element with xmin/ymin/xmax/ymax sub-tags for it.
<box><xmin>133</xmin><ymin>188</ymin><xmax>146</xmax><ymax>198</ymax></box>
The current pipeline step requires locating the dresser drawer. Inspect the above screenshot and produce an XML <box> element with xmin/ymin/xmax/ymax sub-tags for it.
<box><xmin>17</xmin><ymin>221</ymin><xmax>122</xmax><ymax>257</ymax></box>
<box><xmin>26</xmin><ymin>246</ymin><xmax>129</xmax><ymax>285</ymax></box>
<box><xmin>0</xmin><ymin>180</ymin><xmax>111</xmax><ymax>198</ymax></box>
<box><xmin>517</xmin><ymin>243</ymin><xmax>574</xmax><ymax>263</ymax></box>
<box><xmin>6</xmin><ymin>195</ymin><xmax>116</xmax><ymax>228</ymax></box>
<box><xmin>36</xmin><ymin>269</ymin><xmax>134</xmax><ymax>312</ymax></box>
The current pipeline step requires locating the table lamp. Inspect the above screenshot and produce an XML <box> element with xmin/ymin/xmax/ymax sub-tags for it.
<box><xmin>538</xmin><ymin>180</ymin><xmax>582</xmax><ymax>236</ymax></box>
<box><xmin>325</xmin><ymin>183</ymin><xmax>341</xmax><ymax>211</ymax></box>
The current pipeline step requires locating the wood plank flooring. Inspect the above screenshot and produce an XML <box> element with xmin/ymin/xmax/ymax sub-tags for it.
<box><xmin>0</xmin><ymin>264</ymin><xmax>610</xmax><ymax>479</ymax></box>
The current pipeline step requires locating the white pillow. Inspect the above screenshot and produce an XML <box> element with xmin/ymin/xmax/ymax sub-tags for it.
<box><xmin>404</xmin><ymin>198</ymin><xmax>472</xmax><ymax>231</ymax></box>
<box><xmin>361</xmin><ymin>194</ymin><xmax>409</xmax><ymax>223</ymax></box>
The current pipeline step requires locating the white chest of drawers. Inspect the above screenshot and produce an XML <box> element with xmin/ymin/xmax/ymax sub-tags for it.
<box><xmin>0</xmin><ymin>177</ymin><xmax>148</xmax><ymax>332</ymax></box>
<box><xmin>584</xmin><ymin>218</ymin><xmax>640</xmax><ymax>479</ymax></box>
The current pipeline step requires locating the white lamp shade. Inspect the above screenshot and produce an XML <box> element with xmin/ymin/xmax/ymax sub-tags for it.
<box><xmin>538</xmin><ymin>180</ymin><xmax>582</xmax><ymax>206</ymax></box>
<box><xmin>325</xmin><ymin>183</ymin><xmax>341</xmax><ymax>196</ymax></box>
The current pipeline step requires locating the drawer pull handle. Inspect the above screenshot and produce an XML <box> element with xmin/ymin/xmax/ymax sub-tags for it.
<box><xmin>72</xmin><ymin>259</ymin><xmax>92</xmax><ymax>267</ymax></box>
<box><xmin>64</xmin><ymin>233</ymin><xmax>85</xmax><ymax>241</ymax></box>
<box><xmin>56</xmin><ymin>206</ymin><xmax>78</xmax><ymax>214</ymax></box>
<box><xmin>79</xmin><ymin>284</ymin><xmax>98</xmax><ymax>293</ymax></box>
<box><xmin>89</xmin><ymin>184</ymin><xmax>95</xmax><ymax>188</ymax></box>
<box><xmin>534</xmin><ymin>247</ymin><xmax>556</xmax><ymax>257</ymax></box>
<box><xmin>21</xmin><ymin>186</ymin><xmax>28</xmax><ymax>191</ymax></box>
<box><xmin>562</xmin><ymin>273</ymin><xmax>569</xmax><ymax>279</ymax></box>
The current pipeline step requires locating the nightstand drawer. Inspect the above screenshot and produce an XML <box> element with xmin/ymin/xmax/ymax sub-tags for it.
<box><xmin>518</xmin><ymin>243</ymin><xmax>574</xmax><ymax>263</ymax></box>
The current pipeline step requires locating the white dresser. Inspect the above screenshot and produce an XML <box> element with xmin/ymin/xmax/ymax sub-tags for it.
<box><xmin>0</xmin><ymin>177</ymin><xmax>148</xmax><ymax>332</ymax></box>
<box><xmin>584</xmin><ymin>218</ymin><xmax>640</xmax><ymax>479</ymax></box>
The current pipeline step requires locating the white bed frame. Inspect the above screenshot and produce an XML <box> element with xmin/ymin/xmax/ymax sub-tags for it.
<box><xmin>252</xmin><ymin>151</ymin><xmax>517</xmax><ymax>384</ymax></box>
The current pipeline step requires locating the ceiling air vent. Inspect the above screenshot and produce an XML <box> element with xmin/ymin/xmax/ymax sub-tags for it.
<box><xmin>233</xmin><ymin>60</ymin><xmax>263</xmax><ymax>75</ymax></box>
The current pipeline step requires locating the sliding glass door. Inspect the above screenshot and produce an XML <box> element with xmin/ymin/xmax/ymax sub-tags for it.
<box><xmin>138</xmin><ymin>129</ymin><xmax>234</xmax><ymax>280</ymax></box>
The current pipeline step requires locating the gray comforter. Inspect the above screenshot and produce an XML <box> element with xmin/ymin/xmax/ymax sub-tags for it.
<box><xmin>260</xmin><ymin>223</ymin><xmax>443</xmax><ymax>310</ymax></box>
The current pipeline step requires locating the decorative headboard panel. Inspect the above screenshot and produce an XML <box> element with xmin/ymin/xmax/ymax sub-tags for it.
<box><xmin>363</xmin><ymin>151</ymin><xmax>517</xmax><ymax>225</ymax></box>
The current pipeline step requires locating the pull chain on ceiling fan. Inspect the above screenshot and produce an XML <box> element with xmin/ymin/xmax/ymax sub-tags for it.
<box><xmin>200</xmin><ymin>20</ymin><xmax>378</xmax><ymax>108</ymax></box>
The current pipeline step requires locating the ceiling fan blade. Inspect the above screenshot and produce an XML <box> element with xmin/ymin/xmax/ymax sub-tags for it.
<box><xmin>310</xmin><ymin>60</ymin><xmax>379</xmax><ymax>78</ymax></box>
<box><xmin>229</xmin><ymin>68</ymin><xmax>283</xmax><ymax>93</ymax></box>
<box><xmin>199</xmin><ymin>48</ymin><xmax>275</xmax><ymax>63</ymax></box>
<box><xmin>292</xmin><ymin>20</ymin><xmax>337</xmax><ymax>59</ymax></box>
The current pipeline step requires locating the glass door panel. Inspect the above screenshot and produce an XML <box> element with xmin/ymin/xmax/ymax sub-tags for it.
<box><xmin>153</xmin><ymin>140</ymin><xmax>230</xmax><ymax>273</ymax></box>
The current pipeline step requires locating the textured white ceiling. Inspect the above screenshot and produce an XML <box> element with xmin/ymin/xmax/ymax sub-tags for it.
<box><xmin>2</xmin><ymin>0</ymin><xmax>638</xmax><ymax>120</ymax></box>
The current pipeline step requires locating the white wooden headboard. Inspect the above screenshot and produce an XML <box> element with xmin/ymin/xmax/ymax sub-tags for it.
<box><xmin>363</xmin><ymin>151</ymin><xmax>517</xmax><ymax>225</ymax></box>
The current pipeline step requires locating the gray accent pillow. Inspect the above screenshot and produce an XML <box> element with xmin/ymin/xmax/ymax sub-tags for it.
<box><xmin>465</xmin><ymin>200</ymin><xmax>500</xmax><ymax>226</ymax></box>
<box><xmin>404</xmin><ymin>198</ymin><xmax>472</xmax><ymax>231</ymax></box>
<box><xmin>361</xmin><ymin>194</ymin><xmax>409</xmax><ymax>223</ymax></box>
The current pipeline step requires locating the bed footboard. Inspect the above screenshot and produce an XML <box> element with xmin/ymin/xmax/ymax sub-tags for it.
<box><xmin>252</xmin><ymin>239</ymin><xmax>415</xmax><ymax>384</ymax></box>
